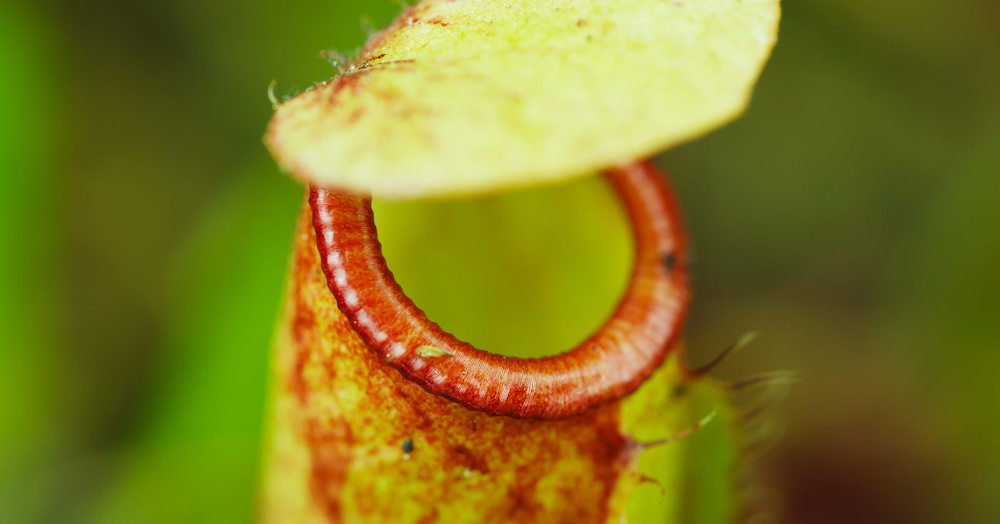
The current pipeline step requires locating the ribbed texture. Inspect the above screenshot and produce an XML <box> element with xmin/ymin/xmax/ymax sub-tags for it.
<box><xmin>310</xmin><ymin>161</ymin><xmax>688</xmax><ymax>418</ymax></box>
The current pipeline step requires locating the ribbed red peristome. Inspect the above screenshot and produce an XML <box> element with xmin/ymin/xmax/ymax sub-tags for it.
<box><xmin>310</xmin><ymin>160</ymin><xmax>689</xmax><ymax>419</ymax></box>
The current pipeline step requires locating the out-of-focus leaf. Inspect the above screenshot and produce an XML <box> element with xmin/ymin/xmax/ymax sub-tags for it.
<box><xmin>891</xmin><ymin>131</ymin><xmax>1000</xmax><ymax>522</ymax></box>
<box><xmin>0</xmin><ymin>3</ymin><xmax>60</xmax><ymax>522</ymax></box>
<box><xmin>86</xmin><ymin>171</ymin><xmax>301</xmax><ymax>523</ymax></box>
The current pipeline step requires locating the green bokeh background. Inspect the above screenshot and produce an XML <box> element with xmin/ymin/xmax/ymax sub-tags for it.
<box><xmin>1</xmin><ymin>0</ymin><xmax>997</xmax><ymax>522</ymax></box>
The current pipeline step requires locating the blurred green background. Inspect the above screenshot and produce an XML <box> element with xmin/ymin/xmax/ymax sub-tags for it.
<box><xmin>1</xmin><ymin>0</ymin><xmax>997</xmax><ymax>522</ymax></box>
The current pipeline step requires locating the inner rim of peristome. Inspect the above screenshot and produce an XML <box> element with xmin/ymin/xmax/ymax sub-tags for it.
<box><xmin>372</xmin><ymin>174</ymin><xmax>634</xmax><ymax>359</ymax></box>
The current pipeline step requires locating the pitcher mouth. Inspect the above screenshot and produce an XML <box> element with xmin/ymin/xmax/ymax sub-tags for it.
<box><xmin>309</xmin><ymin>160</ymin><xmax>689</xmax><ymax>419</ymax></box>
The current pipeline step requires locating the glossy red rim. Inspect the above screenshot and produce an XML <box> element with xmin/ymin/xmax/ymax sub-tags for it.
<box><xmin>310</xmin><ymin>160</ymin><xmax>689</xmax><ymax>419</ymax></box>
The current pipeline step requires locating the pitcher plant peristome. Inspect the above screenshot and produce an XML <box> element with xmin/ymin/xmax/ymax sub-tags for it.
<box><xmin>262</xmin><ymin>1</ymin><xmax>780</xmax><ymax>522</ymax></box>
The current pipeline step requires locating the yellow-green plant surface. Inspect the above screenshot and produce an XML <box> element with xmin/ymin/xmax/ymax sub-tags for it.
<box><xmin>260</xmin><ymin>0</ymin><xmax>780</xmax><ymax>521</ymax></box>
<box><xmin>261</xmin><ymin>203</ymin><xmax>742</xmax><ymax>523</ymax></box>
<box><xmin>268</xmin><ymin>0</ymin><xmax>780</xmax><ymax>198</ymax></box>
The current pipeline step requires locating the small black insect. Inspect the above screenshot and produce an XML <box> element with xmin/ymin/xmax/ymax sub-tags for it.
<box><xmin>401</xmin><ymin>438</ymin><xmax>414</xmax><ymax>454</ymax></box>
<box><xmin>661</xmin><ymin>252</ymin><xmax>677</xmax><ymax>272</ymax></box>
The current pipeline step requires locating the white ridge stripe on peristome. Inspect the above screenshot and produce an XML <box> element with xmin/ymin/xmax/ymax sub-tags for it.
<box><xmin>343</xmin><ymin>289</ymin><xmax>359</xmax><ymax>308</ymax></box>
